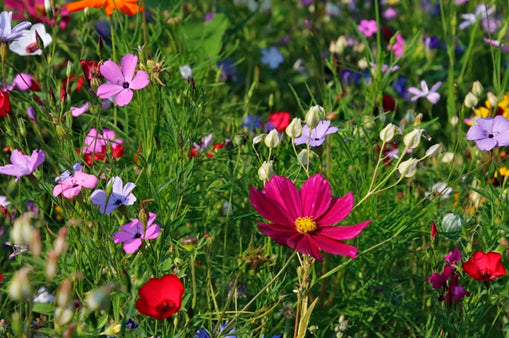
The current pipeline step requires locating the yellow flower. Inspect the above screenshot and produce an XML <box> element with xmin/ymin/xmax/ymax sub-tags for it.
<box><xmin>474</xmin><ymin>93</ymin><xmax>509</xmax><ymax>118</ymax></box>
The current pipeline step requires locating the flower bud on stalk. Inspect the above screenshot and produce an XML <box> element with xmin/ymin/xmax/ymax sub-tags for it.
<box><xmin>464</xmin><ymin>92</ymin><xmax>478</xmax><ymax>108</ymax></box>
<box><xmin>53</xmin><ymin>227</ymin><xmax>68</xmax><ymax>256</ymax></box>
<box><xmin>258</xmin><ymin>160</ymin><xmax>274</xmax><ymax>181</ymax></box>
<box><xmin>398</xmin><ymin>158</ymin><xmax>419</xmax><ymax>178</ymax></box>
<box><xmin>471</xmin><ymin>81</ymin><xmax>483</xmax><ymax>97</ymax></box>
<box><xmin>487</xmin><ymin>92</ymin><xmax>499</xmax><ymax>108</ymax></box>
<box><xmin>45</xmin><ymin>251</ymin><xmax>58</xmax><ymax>280</ymax></box>
<box><xmin>379</xmin><ymin>123</ymin><xmax>401</xmax><ymax>142</ymax></box>
<box><xmin>11</xmin><ymin>213</ymin><xmax>34</xmax><ymax>246</ymax></box>
<box><xmin>9</xmin><ymin>267</ymin><xmax>32</xmax><ymax>301</ymax></box>
<box><xmin>305</xmin><ymin>105</ymin><xmax>325</xmax><ymax>129</ymax></box>
<box><xmin>403</xmin><ymin>129</ymin><xmax>424</xmax><ymax>149</ymax></box>
<box><xmin>285</xmin><ymin>118</ymin><xmax>302</xmax><ymax>138</ymax></box>
<box><xmin>264</xmin><ymin>129</ymin><xmax>280</xmax><ymax>148</ymax></box>
<box><xmin>31</xmin><ymin>229</ymin><xmax>41</xmax><ymax>257</ymax></box>
<box><xmin>56</xmin><ymin>278</ymin><xmax>73</xmax><ymax>308</ymax></box>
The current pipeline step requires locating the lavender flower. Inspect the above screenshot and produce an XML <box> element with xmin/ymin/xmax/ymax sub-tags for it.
<box><xmin>294</xmin><ymin>120</ymin><xmax>338</xmax><ymax>147</ymax></box>
<box><xmin>408</xmin><ymin>80</ymin><xmax>441</xmax><ymax>104</ymax></box>
<box><xmin>0</xmin><ymin>11</ymin><xmax>31</xmax><ymax>42</ymax></box>
<box><xmin>0</xmin><ymin>149</ymin><xmax>45</xmax><ymax>182</ymax></box>
<box><xmin>90</xmin><ymin>176</ymin><xmax>136</xmax><ymax>215</ymax></box>
<box><xmin>466</xmin><ymin>116</ymin><xmax>509</xmax><ymax>151</ymax></box>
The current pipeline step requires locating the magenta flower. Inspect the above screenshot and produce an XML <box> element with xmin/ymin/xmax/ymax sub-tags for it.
<box><xmin>443</xmin><ymin>247</ymin><xmax>462</xmax><ymax>265</ymax></box>
<box><xmin>96</xmin><ymin>54</ymin><xmax>149</xmax><ymax>106</ymax></box>
<box><xmin>387</xmin><ymin>33</ymin><xmax>405</xmax><ymax>58</ymax></box>
<box><xmin>249</xmin><ymin>174</ymin><xmax>371</xmax><ymax>261</ymax></box>
<box><xmin>90</xmin><ymin>176</ymin><xmax>136</xmax><ymax>215</ymax></box>
<box><xmin>466</xmin><ymin>116</ymin><xmax>509</xmax><ymax>151</ymax></box>
<box><xmin>358</xmin><ymin>19</ymin><xmax>377</xmax><ymax>37</ymax></box>
<box><xmin>0</xmin><ymin>149</ymin><xmax>45</xmax><ymax>182</ymax></box>
<box><xmin>408</xmin><ymin>80</ymin><xmax>441</xmax><ymax>104</ymax></box>
<box><xmin>484</xmin><ymin>38</ymin><xmax>509</xmax><ymax>53</ymax></box>
<box><xmin>53</xmin><ymin>171</ymin><xmax>98</xmax><ymax>199</ymax></box>
<box><xmin>113</xmin><ymin>212</ymin><xmax>161</xmax><ymax>254</ymax></box>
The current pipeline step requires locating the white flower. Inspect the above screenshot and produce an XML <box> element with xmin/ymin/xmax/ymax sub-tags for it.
<box><xmin>9</xmin><ymin>23</ymin><xmax>52</xmax><ymax>56</ymax></box>
<box><xmin>0</xmin><ymin>195</ymin><xmax>10</xmax><ymax>207</ymax></box>
<box><xmin>34</xmin><ymin>287</ymin><xmax>55</xmax><ymax>304</ymax></box>
<box><xmin>425</xmin><ymin>182</ymin><xmax>452</xmax><ymax>199</ymax></box>
<box><xmin>179</xmin><ymin>65</ymin><xmax>192</xmax><ymax>80</ymax></box>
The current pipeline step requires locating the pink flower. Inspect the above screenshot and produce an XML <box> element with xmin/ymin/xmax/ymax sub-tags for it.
<box><xmin>70</xmin><ymin>102</ymin><xmax>89</xmax><ymax>117</ymax></box>
<box><xmin>249</xmin><ymin>173</ymin><xmax>371</xmax><ymax>261</ymax></box>
<box><xmin>113</xmin><ymin>212</ymin><xmax>161</xmax><ymax>254</ymax></box>
<box><xmin>53</xmin><ymin>171</ymin><xmax>98</xmax><ymax>199</ymax></box>
<box><xmin>387</xmin><ymin>33</ymin><xmax>405</xmax><ymax>58</ymax></box>
<box><xmin>408</xmin><ymin>80</ymin><xmax>442</xmax><ymax>104</ymax></box>
<box><xmin>96</xmin><ymin>54</ymin><xmax>149</xmax><ymax>106</ymax></box>
<box><xmin>358</xmin><ymin>19</ymin><xmax>377</xmax><ymax>37</ymax></box>
<box><xmin>383</xmin><ymin>7</ymin><xmax>397</xmax><ymax>20</ymax></box>
<box><xmin>0</xmin><ymin>149</ymin><xmax>45</xmax><ymax>182</ymax></box>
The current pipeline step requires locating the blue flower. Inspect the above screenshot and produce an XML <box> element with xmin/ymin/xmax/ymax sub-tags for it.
<box><xmin>195</xmin><ymin>323</ymin><xmax>236</xmax><ymax>338</ymax></box>
<box><xmin>242</xmin><ymin>115</ymin><xmax>262</xmax><ymax>131</ymax></box>
<box><xmin>261</xmin><ymin>47</ymin><xmax>284</xmax><ymax>69</ymax></box>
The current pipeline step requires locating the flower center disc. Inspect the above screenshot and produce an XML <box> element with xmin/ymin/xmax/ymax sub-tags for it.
<box><xmin>295</xmin><ymin>217</ymin><xmax>317</xmax><ymax>234</ymax></box>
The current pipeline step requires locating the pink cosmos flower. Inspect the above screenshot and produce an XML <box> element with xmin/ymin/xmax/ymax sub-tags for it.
<box><xmin>96</xmin><ymin>54</ymin><xmax>149</xmax><ymax>106</ymax></box>
<box><xmin>0</xmin><ymin>149</ymin><xmax>45</xmax><ymax>182</ymax></box>
<box><xmin>358</xmin><ymin>19</ymin><xmax>377</xmax><ymax>38</ymax></box>
<box><xmin>113</xmin><ymin>212</ymin><xmax>161</xmax><ymax>254</ymax></box>
<box><xmin>249</xmin><ymin>173</ymin><xmax>371</xmax><ymax>261</ymax></box>
<box><xmin>53</xmin><ymin>171</ymin><xmax>98</xmax><ymax>199</ymax></box>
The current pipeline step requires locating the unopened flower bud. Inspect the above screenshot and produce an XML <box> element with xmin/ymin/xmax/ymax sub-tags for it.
<box><xmin>86</xmin><ymin>286</ymin><xmax>111</xmax><ymax>312</ymax></box>
<box><xmin>138</xmin><ymin>208</ymin><xmax>149</xmax><ymax>228</ymax></box>
<box><xmin>425</xmin><ymin>144</ymin><xmax>441</xmax><ymax>157</ymax></box>
<box><xmin>181</xmin><ymin>236</ymin><xmax>197</xmax><ymax>251</ymax></box>
<box><xmin>471</xmin><ymin>81</ymin><xmax>483</xmax><ymax>97</ymax></box>
<box><xmin>55</xmin><ymin>306</ymin><xmax>74</xmax><ymax>326</ymax></box>
<box><xmin>8</xmin><ymin>267</ymin><xmax>32</xmax><ymax>301</ymax></box>
<box><xmin>253</xmin><ymin>134</ymin><xmax>265</xmax><ymax>145</ymax></box>
<box><xmin>264</xmin><ymin>129</ymin><xmax>280</xmax><ymax>148</ymax></box>
<box><xmin>487</xmin><ymin>92</ymin><xmax>499</xmax><ymax>108</ymax></box>
<box><xmin>45</xmin><ymin>251</ymin><xmax>58</xmax><ymax>280</ymax></box>
<box><xmin>258</xmin><ymin>160</ymin><xmax>274</xmax><ymax>181</ymax></box>
<box><xmin>379</xmin><ymin>123</ymin><xmax>401</xmax><ymax>142</ymax></box>
<box><xmin>11</xmin><ymin>213</ymin><xmax>34</xmax><ymax>246</ymax></box>
<box><xmin>464</xmin><ymin>92</ymin><xmax>478</xmax><ymax>108</ymax></box>
<box><xmin>285</xmin><ymin>118</ymin><xmax>302</xmax><ymax>138</ymax></box>
<box><xmin>17</xmin><ymin>119</ymin><xmax>26</xmax><ymax>137</ymax></box>
<box><xmin>54</xmin><ymin>227</ymin><xmax>68</xmax><ymax>256</ymax></box>
<box><xmin>330</xmin><ymin>36</ymin><xmax>347</xmax><ymax>54</ymax></box>
<box><xmin>31</xmin><ymin>229</ymin><xmax>41</xmax><ymax>257</ymax></box>
<box><xmin>298</xmin><ymin>149</ymin><xmax>316</xmax><ymax>165</ymax></box>
<box><xmin>403</xmin><ymin>129</ymin><xmax>424</xmax><ymax>149</ymax></box>
<box><xmin>56</xmin><ymin>278</ymin><xmax>73</xmax><ymax>308</ymax></box>
<box><xmin>305</xmin><ymin>105</ymin><xmax>325</xmax><ymax>129</ymax></box>
<box><xmin>441</xmin><ymin>213</ymin><xmax>464</xmax><ymax>237</ymax></box>
<box><xmin>357</xmin><ymin>58</ymin><xmax>368</xmax><ymax>70</ymax></box>
<box><xmin>55</xmin><ymin>124</ymin><xmax>68</xmax><ymax>139</ymax></box>
<box><xmin>398</xmin><ymin>158</ymin><xmax>419</xmax><ymax>178</ymax></box>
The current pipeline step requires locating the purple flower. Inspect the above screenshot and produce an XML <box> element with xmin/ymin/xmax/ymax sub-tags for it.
<box><xmin>425</xmin><ymin>265</ymin><xmax>453</xmax><ymax>289</ymax></box>
<box><xmin>0</xmin><ymin>149</ymin><xmax>45</xmax><ymax>182</ymax></box>
<box><xmin>358</xmin><ymin>19</ymin><xmax>377</xmax><ymax>37</ymax></box>
<box><xmin>55</xmin><ymin>162</ymin><xmax>83</xmax><ymax>183</ymax></box>
<box><xmin>4</xmin><ymin>242</ymin><xmax>29</xmax><ymax>259</ymax></box>
<box><xmin>443</xmin><ymin>247</ymin><xmax>462</xmax><ymax>265</ymax></box>
<box><xmin>96</xmin><ymin>54</ymin><xmax>149</xmax><ymax>106</ymax></box>
<box><xmin>27</xmin><ymin>106</ymin><xmax>36</xmax><ymax>121</ymax></box>
<box><xmin>466</xmin><ymin>116</ymin><xmax>509</xmax><ymax>151</ymax></box>
<box><xmin>242</xmin><ymin>115</ymin><xmax>261</xmax><ymax>131</ymax></box>
<box><xmin>261</xmin><ymin>47</ymin><xmax>284</xmax><ymax>69</ymax></box>
<box><xmin>423</xmin><ymin>36</ymin><xmax>440</xmax><ymax>50</ymax></box>
<box><xmin>193</xmin><ymin>134</ymin><xmax>213</xmax><ymax>151</ymax></box>
<box><xmin>392</xmin><ymin>77</ymin><xmax>409</xmax><ymax>99</ymax></box>
<box><xmin>383</xmin><ymin>7</ymin><xmax>397</xmax><ymax>20</ymax></box>
<box><xmin>90</xmin><ymin>176</ymin><xmax>136</xmax><ymax>215</ymax></box>
<box><xmin>70</xmin><ymin>102</ymin><xmax>90</xmax><ymax>117</ymax></box>
<box><xmin>0</xmin><ymin>11</ymin><xmax>31</xmax><ymax>42</ymax></box>
<box><xmin>113</xmin><ymin>212</ymin><xmax>161</xmax><ymax>254</ymax></box>
<box><xmin>448</xmin><ymin>274</ymin><xmax>470</xmax><ymax>302</ymax></box>
<box><xmin>195</xmin><ymin>323</ymin><xmax>236</xmax><ymax>338</ymax></box>
<box><xmin>408</xmin><ymin>80</ymin><xmax>441</xmax><ymax>104</ymax></box>
<box><xmin>484</xmin><ymin>38</ymin><xmax>509</xmax><ymax>53</ymax></box>
<box><xmin>294</xmin><ymin>120</ymin><xmax>338</xmax><ymax>147</ymax></box>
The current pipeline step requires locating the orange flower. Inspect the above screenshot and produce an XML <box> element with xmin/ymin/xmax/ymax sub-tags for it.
<box><xmin>66</xmin><ymin>0</ymin><xmax>142</xmax><ymax>16</ymax></box>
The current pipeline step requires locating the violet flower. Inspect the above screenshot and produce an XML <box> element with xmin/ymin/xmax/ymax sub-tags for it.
<box><xmin>90</xmin><ymin>176</ymin><xmax>136</xmax><ymax>215</ymax></box>
<box><xmin>0</xmin><ymin>149</ymin><xmax>45</xmax><ymax>182</ymax></box>
<box><xmin>96</xmin><ymin>54</ymin><xmax>149</xmax><ymax>106</ymax></box>
<box><xmin>484</xmin><ymin>38</ymin><xmax>509</xmax><ymax>53</ymax></box>
<box><xmin>113</xmin><ymin>212</ymin><xmax>161</xmax><ymax>254</ymax></box>
<box><xmin>408</xmin><ymin>80</ymin><xmax>441</xmax><ymax>104</ymax></box>
<box><xmin>261</xmin><ymin>47</ymin><xmax>284</xmax><ymax>69</ymax></box>
<box><xmin>0</xmin><ymin>11</ymin><xmax>31</xmax><ymax>42</ymax></box>
<box><xmin>294</xmin><ymin>120</ymin><xmax>338</xmax><ymax>147</ymax></box>
<box><xmin>443</xmin><ymin>247</ymin><xmax>462</xmax><ymax>265</ymax></box>
<box><xmin>466</xmin><ymin>116</ymin><xmax>509</xmax><ymax>151</ymax></box>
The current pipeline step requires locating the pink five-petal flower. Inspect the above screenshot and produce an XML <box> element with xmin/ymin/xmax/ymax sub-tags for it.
<box><xmin>96</xmin><ymin>54</ymin><xmax>149</xmax><ymax>106</ymax></box>
<box><xmin>249</xmin><ymin>173</ymin><xmax>371</xmax><ymax>261</ymax></box>
<box><xmin>113</xmin><ymin>212</ymin><xmax>161</xmax><ymax>254</ymax></box>
<box><xmin>52</xmin><ymin>171</ymin><xmax>98</xmax><ymax>199</ymax></box>
<box><xmin>0</xmin><ymin>149</ymin><xmax>45</xmax><ymax>182</ymax></box>
<box><xmin>407</xmin><ymin>80</ymin><xmax>442</xmax><ymax>104</ymax></box>
<box><xmin>358</xmin><ymin>19</ymin><xmax>377</xmax><ymax>37</ymax></box>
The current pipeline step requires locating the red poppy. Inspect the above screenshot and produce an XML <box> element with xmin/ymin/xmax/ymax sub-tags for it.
<box><xmin>462</xmin><ymin>251</ymin><xmax>506</xmax><ymax>282</ymax></box>
<box><xmin>0</xmin><ymin>91</ymin><xmax>11</xmax><ymax>116</ymax></box>
<box><xmin>268</xmin><ymin>111</ymin><xmax>291</xmax><ymax>132</ymax></box>
<box><xmin>136</xmin><ymin>274</ymin><xmax>184</xmax><ymax>320</ymax></box>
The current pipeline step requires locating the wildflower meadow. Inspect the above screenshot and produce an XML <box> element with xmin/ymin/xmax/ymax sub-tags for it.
<box><xmin>1</xmin><ymin>0</ymin><xmax>509</xmax><ymax>336</ymax></box>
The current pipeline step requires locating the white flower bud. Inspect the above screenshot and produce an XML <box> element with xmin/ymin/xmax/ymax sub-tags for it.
<box><xmin>330</xmin><ymin>36</ymin><xmax>347</xmax><ymax>54</ymax></box>
<box><xmin>305</xmin><ymin>105</ymin><xmax>325</xmax><ymax>129</ymax></box>
<box><xmin>179</xmin><ymin>65</ymin><xmax>192</xmax><ymax>80</ymax></box>
<box><xmin>285</xmin><ymin>117</ymin><xmax>302</xmax><ymax>138</ymax></box>
<box><xmin>264</xmin><ymin>129</ymin><xmax>280</xmax><ymax>148</ymax></box>
<box><xmin>464</xmin><ymin>92</ymin><xmax>478</xmax><ymax>108</ymax></box>
<box><xmin>258</xmin><ymin>161</ymin><xmax>274</xmax><ymax>181</ymax></box>
<box><xmin>298</xmin><ymin>149</ymin><xmax>316</xmax><ymax>165</ymax></box>
<box><xmin>403</xmin><ymin>129</ymin><xmax>424</xmax><ymax>149</ymax></box>
<box><xmin>11</xmin><ymin>213</ymin><xmax>34</xmax><ymax>246</ymax></box>
<box><xmin>425</xmin><ymin>144</ymin><xmax>441</xmax><ymax>157</ymax></box>
<box><xmin>86</xmin><ymin>286</ymin><xmax>110</xmax><ymax>312</ymax></box>
<box><xmin>55</xmin><ymin>306</ymin><xmax>74</xmax><ymax>326</ymax></box>
<box><xmin>357</xmin><ymin>58</ymin><xmax>368</xmax><ymax>70</ymax></box>
<box><xmin>9</xmin><ymin>267</ymin><xmax>32</xmax><ymax>301</ymax></box>
<box><xmin>487</xmin><ymin>92</ymin><xmax>499</xmax><ymax>108</ymax></box>
<box><xmin>441</xmin><ymin>152</ymin><xmax>454</xmax><ymax>163</ymax></box>
<box><xmin>450</xmin><ymin>115</ymin><xmax>459</xmax><ymax>126</ymax></box>
<box><xmin>471</xmin><ymin>81</ymin><xmax>483</xmax><ymax>97</ymax></box>
<box><xmin>398</xmin><ymin>158</ymin><xmax>419</xmax><ymax>178</ymax></box>
<box><xmin>379</xmin><ymin>123</ymin><xmax>401</xmax><ymax>142</ymax></box>
<box><xmin>253</xmin><ymin>134</ymin><xmax>265</xmax><ymax>145</ymax></box>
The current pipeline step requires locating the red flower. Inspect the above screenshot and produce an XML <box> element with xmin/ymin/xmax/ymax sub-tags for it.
<box><xmin>430</xmin><ymin>222</ymin><xmax>437</xmax><ymax>241</ymax></box>
<box><xmin>136</xmin><ymin>274</ymin><xmax>184</xmax><ymax>320</ymax></box>
<box><xmin>0</xmin><ymin>91</ymin><xmax>11</xmax><ymax>117</ymax></box>
<box><xmin>462</xmin><ymin>251</ymin><xmax>506</xmax><ymax>282</ymax></box>
<box><xmin>268</xmin><ymin>111</ymin><xmax>291</xmax><ymax>132</ymax></box>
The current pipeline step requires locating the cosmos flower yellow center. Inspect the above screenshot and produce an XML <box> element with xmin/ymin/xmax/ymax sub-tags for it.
<box><xmin>295</xmin><ymin>217</ymin><xmax>317</xmax><ymax>234</ymax></box>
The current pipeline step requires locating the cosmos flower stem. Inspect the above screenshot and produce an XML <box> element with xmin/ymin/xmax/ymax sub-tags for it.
<box><xmin>220</xmin><ymin>251</ymin><xmax>296</xmax><ymax>336</ymax></box>
<box><xmin>295</xmin><ymin>254</ymin><xmax>314</xmax><ymax>338</ymax></box>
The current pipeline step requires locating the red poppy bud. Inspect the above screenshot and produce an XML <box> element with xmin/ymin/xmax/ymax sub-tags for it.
<box><xmin>0</xmin><ymin>90</ymin><xmax>11</xmax><ymax>117</ymax></box>
<box><xmin>462</xmin><ymin>251</ymin><xmax>506</xmax><ymax>282</ymax></box>
<box><xmin>430</xmin><ymin>222</ymin><xmax>437</xmax><ymax>241</ymax></box>
<box><xmin>136</xmin><ymin>274</ymin><xmax>184</xmax><ymax>320</ymax></box>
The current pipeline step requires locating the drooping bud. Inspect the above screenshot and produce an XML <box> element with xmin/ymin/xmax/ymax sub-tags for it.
<box><xmin>463</xmin><ymin>92</ymin><xmax>478</xmax><ymax>108</ymax></box>
<box><xmin>487</xmin><ymin>92</ymin><xmax>499</xmax><ymax>108</ymax></box>
<box><xmin>379</xmin><ymin>123</ymin><xmax>401</xmax><ymax>142</ymax></box>
<box><xmin>425</xmin><ymin>144</ymin><xmax>441</xmax><ymax>157</ymax></box>
<box><xmin>403</xmin><ymin>129</ymin><xmax>424</xmax><ymax>149</ymax></box>
<box><xmin>305</xmin><ymin>105</ymin><xmax>325</xmax><ymax>129</ymax></box>
<box><xmin>11</xmin><ymin>213</ymin><xmax>34</xmax><ymax>246</ymax></box>
<box><xmin>258</xmin><ymin>160</ymin><xmax>274</xmax><ymax>181</ymax></box>
<box><xmin>298</xmin><ymin>149</ymin><xmax>316</xmax><ymax>166</ymax></box>
<box><xmin>398</xmin><ymin>158</ymin><xmax>419</xmax><ymax>178</ymax></box>
<box><xmin>8</xmin><ymin>267</ymin><xmax>32</xmax><ymax>301</ymax></box>
<box><xmin>285</xmin><ymin>118</ymin><xmax>302</xmax><ymax>138</ymax></box>
<box><xmin>264</xmin><ymin>129</ymin><xmax>280</xmax><ymax>149</ymax></box>
<box><xmin>471</xmin><ymin>81</ymin><xmax>483</xmax><ymax>97</ymax></box>
<box><xmin>441</xmin><ymin>213</ymin><xmax>464</xmax><ymax>238</ymax></box>
<box><xmin>181</xmin><ymin>236</ymin><xmax>198</xmax><ymax>251</ymax></box>
<box><xmin>253</xmin><ymin>134</ymin><xmax>265</xmax><ymax>145</ymax></box>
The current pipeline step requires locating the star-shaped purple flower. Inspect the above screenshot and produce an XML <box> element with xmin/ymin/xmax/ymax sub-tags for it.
<box><xmin>294</xmin><ymin>120</ymin><xmax>338</xmax><ymax>147</ymax></box>
<box><xmin>96</xmin><ymin>54</ymin><xmax>149</xmax><ymax>106</ymax></box>
<box><xmin>0</xmin><ymin>149</ymin><xmax>45</xmax><ymax>182</ymax></box>
<box><xmin>466</xmin><ymin>116</ymin><xmax>509</xmax><ymax>151</ymax></box>
<box><xmin>90</xmin><ymin>176</ymin><xmax>136</xmax><ymax>215</ymax></box>
<box><xmin>113</xmin><ymin>212</ymin><xmax>161</xmax><ymax>254</ymax></box>
<box><xmin>408</xmin><ymin>80</ymin><xmax>441</xmax><ymax>104</ymax></box>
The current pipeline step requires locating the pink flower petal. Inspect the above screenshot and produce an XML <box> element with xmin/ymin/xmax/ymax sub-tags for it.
<box><xmin>73</xmin><ymin>171</ymin><xmax>98</xmax><ymax>189</ymax></box>
<box><xmin>144</xmin><ymin>224</ymin><xmax>161</xmax><ymax>239</ymax></box>
<box><xmin>263</xmin><ymin>175</ymin><xmax>302</xmax><ymax>220</ymax></box>
<box><xmin>114</xmin><ymin>89</ymin><xmax>133</xmax><ymax>106</ymax></box>
<box><xmin>70</xmin><ymin>102</ymin><xmax>89</xmax><ymax>117</ymax></box>
<box><xmin>62</xmin><ymin>185</ymin><xmax>82</xmax><ymax>199</ymax></box>
<box><xmin>129</xmin><ymin>71</ymin><xmax>149</xmax><ymax>90</ymax></box>
<box><xmin>113</xmin><ymin>230</ymin><xmax>132</xmax><ymax>243</ymax></box>
<box><xmin>300</xmin><ymin>173</ymin><xmax>332</xmax><ymax>219</ymax></box>
<box><xmin>316</xmin><ymin>192</ymin><xmax>354</xmax><ymax>226</ymax></box>
<box><xmin>120</xmin><ymin>54</ymin><xmax>138</xmax><ymax>83</ymax></box>
<box><xmin>315</xmin><ymin>220</ymin><xmax>370</xmax><ymax>240</ymax></box>
<box><xmin>312</xmin><ymin>234</ymin><xmax>358</xmax><ymax>259</ymax></box>
<box><xmin>97</xmin><ymin>83</ymin><xmax>123</xmax><ymax>99</ymax></box>
<box><xmin>100</xmin><ymin>60</ymin><xmax>124</xmax><ymax>83</ymax></box>
<box><xmin>287</xmin><ymin>234</ymin><xmax>323</xmax><ymax>261</ymax></box>
<box><xmin>123</xmin><ymin>238</ymin><xmax>142</xmax><ymax>254</ymax></box>
<box><xmin>257</xmin><ymin>222</ymin><xmax>297</xmax><ymax>246</ymax></box>
<box><xmin>249</xmin><ymin>187</ymin><xmax>294</xmax><ymax>226</ymax></box>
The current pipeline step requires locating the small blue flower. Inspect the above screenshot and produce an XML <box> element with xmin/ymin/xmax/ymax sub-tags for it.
<box><xmin>261</xmin><ymin>47</ymin><xmax>284</xmax><ymax>69</ymax></box>
<box><xmin>242</xmin><ymin>115</ymin><xmax>262</xmax><ymax>131</ymax></box>
<box><xmin>195</xmin><ymin>323</ymin><xmax>236</xmax><ymax>338</ymax></box>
